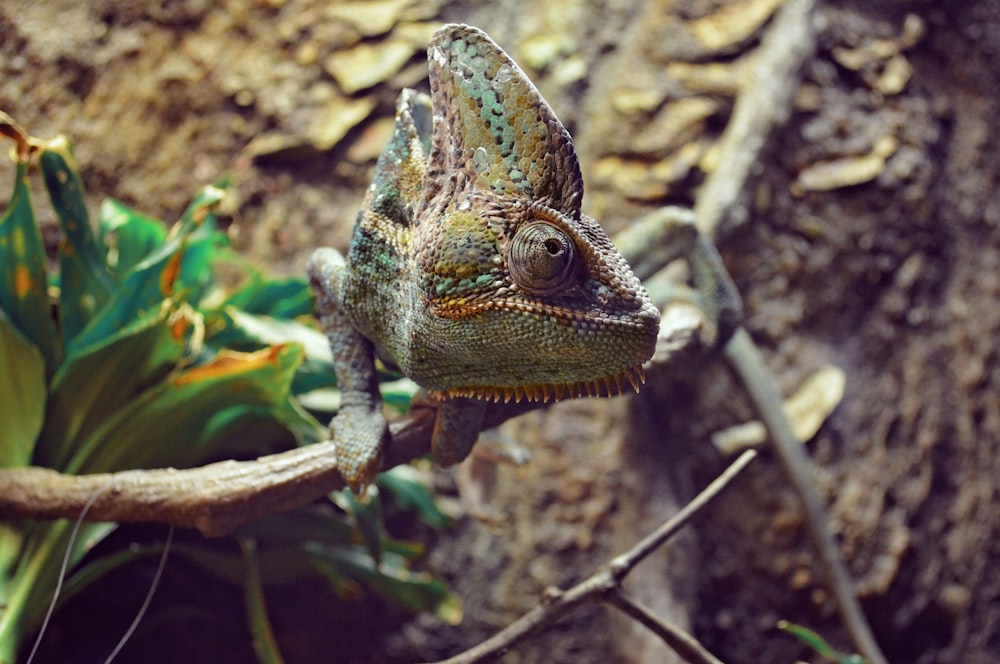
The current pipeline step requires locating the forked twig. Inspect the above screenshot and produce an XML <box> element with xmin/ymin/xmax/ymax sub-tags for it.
<box><xmin>605</xmin><ymin>591</ymin><xmax>724</xmax><ymax>664</ymax></box>
<box><xmin>423</xmin><ymin>451</ymin><xmax>756</xmax><ymax>664</ymax></box>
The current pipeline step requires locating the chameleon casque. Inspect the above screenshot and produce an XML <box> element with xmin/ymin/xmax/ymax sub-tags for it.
<box><xmin>308</xmin><ymin>24</ymin><xmax>660</xmax><ymax>492</ymax></box>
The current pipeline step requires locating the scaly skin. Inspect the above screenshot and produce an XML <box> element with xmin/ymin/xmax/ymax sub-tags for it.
<box><xmin>309</xmin><ymin>24</ymin><xmax>660</xmax><ymax>492</ymax></box>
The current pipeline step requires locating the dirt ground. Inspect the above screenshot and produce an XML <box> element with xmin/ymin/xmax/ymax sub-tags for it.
<box><xmin>2</xmin><ymin>0</ymin><xmax>998</xmax><ymax>662</ymax></box>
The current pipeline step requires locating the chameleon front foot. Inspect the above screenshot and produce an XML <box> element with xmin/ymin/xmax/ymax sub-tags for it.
<box><xmin>332</xmin><ymin>404</ymin><xmax>390</xmax><ymax>494</ymax></box>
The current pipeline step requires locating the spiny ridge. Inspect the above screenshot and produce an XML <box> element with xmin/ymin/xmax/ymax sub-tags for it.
<box><xmin>436</xmin><ymin>364</ymin><xmax>647</xmax><ymax>403</ymax></box>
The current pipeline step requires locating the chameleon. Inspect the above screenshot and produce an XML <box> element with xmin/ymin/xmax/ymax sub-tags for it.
<box><xmin>308</xmin><ymin>23</ymin><xmax>660</xmax><ymax>493</ymax></box>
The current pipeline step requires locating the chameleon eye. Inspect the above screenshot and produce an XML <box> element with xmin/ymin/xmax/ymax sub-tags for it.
<box><xmin>507</xmin><ymin>221</ymin><xmax>579</xmax><ymax>295</ymax></box>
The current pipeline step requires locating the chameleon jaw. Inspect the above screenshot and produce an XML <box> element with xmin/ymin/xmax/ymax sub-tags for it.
<box><xmin>430</xmin><ymin>363</ymin><xmax>646</xmax><ymax>404</ymax></box>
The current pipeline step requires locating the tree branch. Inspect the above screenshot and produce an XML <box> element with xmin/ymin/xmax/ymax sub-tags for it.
<box><xmin>724</xmin><ymin>331</ymin><xmax>887</xmax><ymax>664</ymax></box>
<box><xmin>605</xmin><ymin>590</ymin><xmax>725</xmax><ymax>664</ymax></box>
<box><xmin>0</xmin><ymin>401</ymin><xmax>538</xmax><ymax>537</ymax></box>
<box><xmin>0</xmin><ymin>441</ymin><xmax>344</xmax><ymax>537</ymax></box>
<box><xmin>0</xmin><ymin>292</ymin><xmax>707</xmax><ymax>538</ymax></box>
<box><xmin>423</xmin><ymin>451</ymin><xmax>756</xmax><ymax>664</ymax></box>
<box><xmin>695</xmin><ymin>0</ymin><xmax>819</xmax><ymax>239</ymax></box>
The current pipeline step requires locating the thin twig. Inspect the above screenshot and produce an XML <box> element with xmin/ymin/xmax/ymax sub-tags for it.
<box><xmin>605</xmin><ymin>590</ymin><xmax>725</xmax><ymax>664</ymax></box>
<box><xmin>675</xmin><ymin>0</ymin><xmax>888</xmax><ymax>659</ymax></box>
<box><xmin>724</xmin><ymin>330</ymin><xmax>887</xmax><ymax>664</ymax></box>
<box><xmin>423</xmin><ymin>451</ymin><xmax>756</xmax><ymax>664</ymax></box>
<box><xmin>609</xmin><ymin>448</ymin><xmax>757</xmax><ymax>574</ymax></box>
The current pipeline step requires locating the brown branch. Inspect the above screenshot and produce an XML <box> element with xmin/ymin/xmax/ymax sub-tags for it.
<box><xmin>0</xmin><ymin>211</ymin><xmax>715</xmax><ymax>538</ymax></box>
<box><xmin>0</xmin><ymin>304</ymin><xmax>704</xmax><ymax>538</ymax></box>
<box><xmin>695</xmin><ymin>0</ymin><xmax>818</xmax><ymax>239</ymax></box>
<box><xmin>0</xmin><ymin>441</ymin><xmax>344</xmax><ymax>537</ymax></box>
<box><xmin>0</xmin><ymin>402</ymin><xmax>536</xmax><ymax>537</ymax></box>
<box><xmin>605</xmin><ymin>590</ymin><xmax>725</xmax><ymax>664</ymax></box>
<box><xmin>422</xmin><ymin>450</ymin><xmax>757</xmax><ymax>664</ymax></box>
<box><xmin>724</xmin><ymin>331</ymin><xmax>887</xmax><ymax>664</ymax></box>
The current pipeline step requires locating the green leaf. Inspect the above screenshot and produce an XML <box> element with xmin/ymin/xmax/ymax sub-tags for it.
<box><xmin>208</xmin><ymin>307</ymin><xmax>337</xmax><ymax>395</ymax></box>
<box><xmin>0</xmin><ymin>520</ymin><xmax>25</xmax><ymax>588</ymax></box>
<box><xmin>63</xmin><ymin>344</ymin><xmax>307</xmax><ymax>474</ymax></box>
<box><xmin>240</xmin><ymin>539</ymin><xmax>286</xmax><ymax>664</ymax></box>
<box><xmin>0</xmin><ymin>311</ymin><xmax>46</xmax><ymax>467</ymax></box>
<box><xmin>188</xmin><ymin>402</ymin><xmax>320</xmax><ymax>462</ymax></box>
<box><xmin>379</xmin><ymin>378</ymin><xmax>418</xmax><ymax>414</ymax></box>
<box><xmin>65</xmin><ymin>245</ymin><xmax>181</xmax><ymax>355</ymax></box>
<box><xmin>308</xmin><ymin>546</ymin><xmax>461</xmax><ymax>624</ymax></box>
<box><xmin>34</xmin><ymin>303</ymin><xmax>191</xmax><ymax>470</ymax></box>
<box><xmin>38</xmin><ymin>139</ymin><xmax>115</xmax><ymax>346</ymax></box>
<box><xmin>295</xmin><ymin>388</ymin><xmax>340</xmax><ymax>415</ymax></box>
<box><xmin>210</xmin><ymin>307</ymin><xmax>330</xmax><ymax>356</ymax></box>
<box><xmin>778</xmin><ymin>620</ymin><xmax>868</xmax><ymax>664</ymax></box>
<box><xmin>0</xmin><ymin>158</ymin><xmax>59</xmax><ymax>375</ymax></box>
<box><xmin>378</xmin><ymin>467</ymin><xmax>451</xmax><ymax>530</ymax></box>
<box><xmin>66</xmin><ymin>185</ymin><xmax>225</xmax><ymax>355</ymax></box>
<box><xmin>340</xmin><ymin>489</ymin><xmax>384</xmax><ymax>566</ymax></box>
<box><xmin>98</xmin><ymin>198</ymin><xmax>168</xmax><ymax>279</ymax></box>
<box><xmin>224</xmin><ymin>271</ymin><xmax>314</xmax><ymax>319</ymax></box>
<box><xmin>176</xmin><ymin>224</ymin><xmax>228</xmax><ymax>307</ymax></box>
<box><xmin>174</xmin><ymin>184</ymin><xmax>226</xmax><ymax>235</ymax></box>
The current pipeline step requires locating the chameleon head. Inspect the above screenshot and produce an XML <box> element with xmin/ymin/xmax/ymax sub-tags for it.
<box><xmin>400</xmin><ymin>23</ymin><xmax>659</xmax><ymax>402</ymax></box>
<box><xmin>412</xmin><ymin>193</ymin><xmax>660</xmax><ymax>403</ymax></box>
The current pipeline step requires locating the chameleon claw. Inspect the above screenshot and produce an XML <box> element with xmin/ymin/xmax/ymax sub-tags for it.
<box><xmin>331</xmin><ymin>407</ymin><xmax>389</xmax><ymax>495</ymax></box>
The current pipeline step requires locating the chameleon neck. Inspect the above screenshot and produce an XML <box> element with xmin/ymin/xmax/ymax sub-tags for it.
<box><xmin>342</xmin><ymin>224</ymin><xmax>418</xmax><ymax>374</ymax></box>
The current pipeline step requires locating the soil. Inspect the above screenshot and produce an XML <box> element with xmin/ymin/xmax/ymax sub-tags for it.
<box><xmin>2</xmin><ymin>0</ymin><xmax>997</xmax><ymax>662</ymax></box>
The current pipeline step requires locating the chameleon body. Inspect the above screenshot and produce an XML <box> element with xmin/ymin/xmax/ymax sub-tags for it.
<box><xmin>309</xmin><ymin>24</ymin><xmax>660</xmax><ymax>492</ymax></box>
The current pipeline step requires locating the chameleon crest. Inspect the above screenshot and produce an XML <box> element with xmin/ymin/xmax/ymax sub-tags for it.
<box><xmin>309</xmin><ymin>24</ymin><xmax>660</xmax><ymax>491</ymax></box>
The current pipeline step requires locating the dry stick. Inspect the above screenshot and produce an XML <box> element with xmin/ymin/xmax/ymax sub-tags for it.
<box><xmin>690</xmin><ymin>0</ymin><xmax>888</xmax><ymax>660</ymax></box>
<box><xmin>605</xmin><ymin>591</ymin><xmax>724</xmax><ymax>664</ymax></box>
<box><xmin>423</xmin><ymin>450</ymin><xmax>756</xmax><ymax>664</ymax></box>
<box><xmin>695</xmin><ymin>0</ymin><xmax>819</xmax><ymax>239</ymax></box>
<box><xmin>724</xmin><ymin>332</ymin><xmax>887</xmax><ymax>664</ymax></box>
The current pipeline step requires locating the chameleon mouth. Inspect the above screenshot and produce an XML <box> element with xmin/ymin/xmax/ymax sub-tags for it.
<box><xmin>431</xmin><ymin>364</ymin><xmax>646</xmax><ymax>404</ymax></box>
